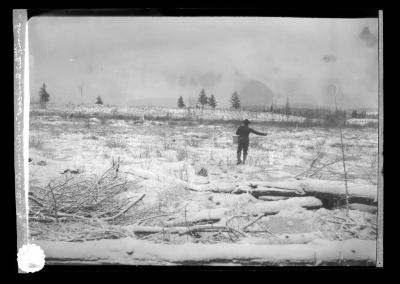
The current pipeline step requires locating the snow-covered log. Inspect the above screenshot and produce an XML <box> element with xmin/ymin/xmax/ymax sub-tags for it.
<box><xmin>349</xmin><ymin>203</ymin><xmax>377</xmax><ymax>214</ymax></box>
<box><xmin>162</xmin><ymin>207</ymin><xmax>231</xmax><ymax>227</ymax></box>
<box><xmin>299</xmin><ymin>179</ymin><xmax>377</xmax><ymax>206</ymax></box>
<box><xmin>163</xmin><ymin>197</ymin><xmax>322</xmax><ymax>227</ymax></box>
<box><xmin>122</xmin><ymin>227</ymin><xmax>332</xmax><ymax>245</ymax></box>
<box><xmin>258</xmin><ymin>196</ymin><xmax>289</xmax><ymax>201</ymax></box>
<box><xmin>204</xmin><ymin>179</ymin><xmax>377</xmax><ymax>207</ymax></box>
<box><xmin>241</xmin><ymin>197</ymin><xmax>322</xmax><ymax>215</ymax></box>
<box><xmin>34</xmin><ymin>238</ymin><xmax>376</xmax><ymax>266</ymax></box>
<box><xmin>122</xmin><ymin>224</ymin><xmax>240</xmax><ymax>236</ymax></box>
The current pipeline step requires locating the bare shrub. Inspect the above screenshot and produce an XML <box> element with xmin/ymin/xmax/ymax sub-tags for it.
<box><xmin>29</xmin><ymin>136</ymin><xmax>44</xmax><ymax>150</ymax></box>
<box><xmin>97</xmin><ymin>128</ymin><xmax>109</xmax><ymax>137</ymax></box>
<box><xmin>155</xmin><ymin>149</ymin><xmax>162</xmax><ymax>158</ymax></box>
<box><xmin>99</xmin><ymin>116</ymin><xmax>108</xmax><ymax>125</ymax></box>
<box><xmin>186</xmin><ymin>137</ymin><xmax>200</xmax><ymax>147</ymax></box>
<box><xmin>139</xmin><ymin>145</ymin><xmax>152</xmax><ymax>158</ymax></box>
<box><xmin>245</xmin><ymin>155</ymin><xmax>264</xmax><ymax>168</ymax></box>
<box><xmin>84</xmin><ymin>118</ymin><xmax>91</xmax><ymax>129</ymax></box>
<box><xmin>162</xmin><ymin>135</ymin><xmax>175</xmax><ymax>150</ymax></box>
<box><xmin>176</xmin><ymin>147</ymin><xmax>189</xmax><ymax>161</ymax></box>
<box><xmin>106</xmin><ymin>137</ymin><xmax>127</xmax><ymax>149</ymax></box>
<box><xmin>196</xmin><ymin>167</ymin><xmax>208</xmax><ymax>177</ymax></box>
<box><xmin>83</xmin><ymin>134</ymin><xmax>99</xmax><ymax>140</ymax></box>
<box><xmin>250</xmin><ymin>139</ymin><xmax>267</xmax><ymax>151</ymax></box>
<box><xmin>172</xmin><ymin>164</ymin><xmax>190</xmax><ymax>182</ymax></box>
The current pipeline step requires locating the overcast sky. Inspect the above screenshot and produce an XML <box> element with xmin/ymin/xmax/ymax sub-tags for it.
<box><xmin>28</xmin><ymin>16</ymin><xmax>379</xmax><ymax>109</ymax></box>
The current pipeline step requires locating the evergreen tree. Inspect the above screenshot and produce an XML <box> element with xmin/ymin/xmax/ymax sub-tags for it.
<box><xmin>270</xmin><ymin>104</ymin><xmax>274</xmax><ymax>113</ymax></box>
<box><xmin>96</xmin><ymin>96</ymin><xmax>103</xmax><ymax>105</ymax></box>
<box><xmin>39</xmin><ymin>83</ymin><xmax>50</xmax><ymax>109</ymax></box>
<box><xmin>177</xmin><ymin>96</ymin><xmax>186</xmax><ymax>108</ymax></box>
<box><xmin>230</xmin><ymin>91</ymin><xmax>241</xmax><ymax>109</ymax></box>
<box><xmin>208</xmin><ymin>94</ymin><xmax>217</xmax><ymax>109</ymax></box>
<box><xmin>197</xmin><ymin>88</ymin><xmax>208</xmax><ymax>110</ymax></box>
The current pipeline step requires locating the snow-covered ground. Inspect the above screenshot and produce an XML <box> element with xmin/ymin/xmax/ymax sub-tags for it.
<box><xmin>28</xmin><ymin>110</ymin><xmax>379</xmax><ymax>266</ymax></box>
<box><xmin>346</xmin><ymin>118</ymin><xmax>379</xmax><ymax>126</ymax></box>
<box><xmin>34</xmin><ymin>238</ymin><xmax>376</xmax><ymax>265</ymax></box>
<box><xmin>31</xmin><ymin>104</ymin><xmax>379</xmax><ymax>127</ymax></box>
<box><xmin>31</xmin><ymin>103</ymin><xmax>311</xmax><ymax>123</ymax></box>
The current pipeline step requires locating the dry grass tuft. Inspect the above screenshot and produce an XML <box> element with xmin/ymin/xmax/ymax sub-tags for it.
<box><xmin>176</xmin><ymin>147</ymin><xmax>189</xmax><ymax>161</ymax></box>
<box><xmin>29</xmin><ymin>136</ymin><xmax>45</xmax><ymax>150</ymax></box>
<box><xmin>106</xmin><ymin>137</ymin><xmax>127</xmax><ymax>149</ymax></box>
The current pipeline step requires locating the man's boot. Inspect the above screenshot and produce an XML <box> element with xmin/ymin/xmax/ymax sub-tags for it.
<box><xmin>237</xmin><ymin>152</ymin><xmax>242</xmax><ymax>165</ymax></box>
<box><xmin>243</xmin><ymin>153</ymin><xmax>247</xmax><ymax>165</ymax></box>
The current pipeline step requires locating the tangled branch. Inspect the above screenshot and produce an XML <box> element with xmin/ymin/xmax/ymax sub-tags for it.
<box><xmin>28</xmin><ymin>160</ymin><xmax>138</xmax><ymax>222</ymax></box>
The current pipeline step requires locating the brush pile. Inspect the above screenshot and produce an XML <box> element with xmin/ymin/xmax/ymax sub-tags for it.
<box><xmin>28</xmin><ymin>160</ymin><xmax>135</xmax><ymax>222</ymax></box>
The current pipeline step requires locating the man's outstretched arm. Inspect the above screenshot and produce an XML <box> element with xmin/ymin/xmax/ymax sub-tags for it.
<box><xmin>250</xmin><ymin>128</ymin><xmax>267</xmax><ymax>136</ymax></box>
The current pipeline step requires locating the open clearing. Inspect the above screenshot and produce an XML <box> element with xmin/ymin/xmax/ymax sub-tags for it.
<box><xmin>28</xmin><ymin>106</ymin><xmax>379</xmax><ymax>266</ymax></box>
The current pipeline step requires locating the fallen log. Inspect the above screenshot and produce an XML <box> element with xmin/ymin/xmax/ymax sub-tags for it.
<box><xmin>258</xmin><ymin>196</ymin><xmax>289</xmax><ymax>201</ymax></box>
<box><xmin>201</xmin><ymin>181</ymin><xmax>306</xmax><ymax>196</ymax></box>
<box><xmin>203</xmin><ymin>185</ymin><xmax>303</xmax><ymax>197</ymax></box>
<box><xmin>300</xmin><ymin>179</ymin><xmax>377</xmax><ymax>207</ymax></box>
<box><xmin>241</xmin><ymin>197</ymin><xmax>322</xmax><ymax>215</ymax></box>
<box><xmin>249</xmin><ymin>187</ymin><xmax>303</xmax><ymax>198</ymax></box>
<box><xmin>203</xmin><ymin>179</ymin><xmax>377</xmax><ymax>207</ymax></box>
<box><xmin>34</xmin><ymin>238</ymin><xmax>377</xmax><ymax>266</ymax></box>
<box><xmin>162</xmin><ymin>207</ymin><xmax>231</xmax><ymax>227</ymax></box>
<box><xmin>349</xmin><ymin>203</ymin><xmax>377</xmax><ymax>214</ymax></box>
<box><xmin>122</xmin><ymin>224</ymin><xmax>240</xmax><ymax>236</ymax></box>
<box><xmin>165</xmin><ymin>197</ymin><xmax>322</xmax><ymax>227</ymax></box>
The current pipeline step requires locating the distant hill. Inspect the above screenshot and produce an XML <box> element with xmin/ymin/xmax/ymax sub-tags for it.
<box><xmin>239</xmin><ymin>79</ymin><xmax>274</xmax><ymax>110</ymax></box>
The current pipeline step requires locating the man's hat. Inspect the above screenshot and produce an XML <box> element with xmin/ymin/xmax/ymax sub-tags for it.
<box><xmin>243</xmin><ymin>119</ymin><xmax>251</xmax><ymax>124</ymax></box>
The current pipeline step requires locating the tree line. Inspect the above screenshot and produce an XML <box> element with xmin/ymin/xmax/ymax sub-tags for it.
<box><xmin>37</xmin><ymin>83</ymin><xmax>377</xmax><ymax>121</ymax></box>
<box><xmin>37</xmin><ymin>83</ymin><xmax>105</xmax><ymax>109</ymax></box>
<box><xmin>38</xmin><ymin>83</ymin><xmax>241</xmax><ymax>110</ymax></box>
<box><xmin>177</xmin><ymin>88</ymin><xmax>241</xmax><ymax>110</ymax></box>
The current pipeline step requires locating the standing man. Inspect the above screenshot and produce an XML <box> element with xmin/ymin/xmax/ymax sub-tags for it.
<box><xmin>236</xmin><ymin>119</ymin><xmax>267</xmax><ymax>165</ymax></box>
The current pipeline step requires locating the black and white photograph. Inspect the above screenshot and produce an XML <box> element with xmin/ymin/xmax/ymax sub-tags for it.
<box><xmin>14</xmin><ymin>9</ymin><xmax>383</xmax><ymax>269</ymax></box>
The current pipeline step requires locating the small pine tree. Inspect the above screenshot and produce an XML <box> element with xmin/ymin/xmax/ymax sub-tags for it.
<box><xmin>208</xmin><ymin>94</ymin><xmax>217</xmax><ymax>109</ymax></box>
<box><xmin>198</xmin><ymin>88</ymin><xmax>208</xmax><ymax>110</ymax></box>
<box><xmin>177</xmin><ymin>96</ymin><xmax>185</xmax><ymax>108</ymax></box>
<box><xmin>285</xmin><ymin>97</ymin><xmax>291</xmax><ymax>116</ymax></box>
<box><xmin>96</xmin><ymin>96</ymin><xmax>103</xmax><ymax>105</ymax></box>
<box><xmin>39</xmin><ymin>83</ymin><xmax>50</xmax><ymax>109</ymax></box>
<box><xmin>270</xmin><ymin>104</ymin><xmax>274</xmax><ymax>112</ymax></box>
<box><xmin>230</xmin><ymin>91</ymin><xmax>241</xmax><ymax>109</ymax></box>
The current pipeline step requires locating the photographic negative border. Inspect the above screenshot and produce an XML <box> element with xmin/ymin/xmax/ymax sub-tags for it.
<box><xmin>14</xmin><ymin>9</ymin><xmax>30</xmax><ymax>273</ymax></box>
<box><xmin>14</xmin><ymin>8</ymin><xmax>383</xmax><ymax>271</ymax></box>
<box><xmin>376</xmin><ymin>10</ymin><xmax>383</xmax><ymax>268</ymax></box>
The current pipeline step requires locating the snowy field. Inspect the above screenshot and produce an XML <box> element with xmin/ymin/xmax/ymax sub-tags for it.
<box><xmin>30</xmin><ymin>103</ymin><xmax>379</xmax><ymax>127</ymax></box>
<box><xmin>30</xmin><ymin>103</ymin><xmax>307</xmax><ymax>123</ymax></box>
<box><xmin>28</xmin><ymin>109</ymin><xmax>379</xmax><ymax>266</ymax></box>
